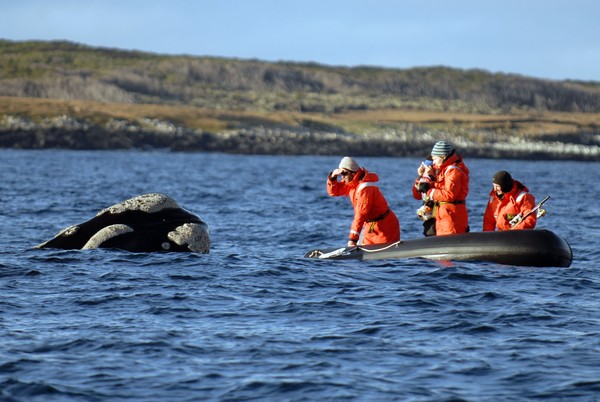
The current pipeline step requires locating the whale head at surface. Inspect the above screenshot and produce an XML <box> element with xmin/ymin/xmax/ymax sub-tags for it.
<box><xmin>37</xmin><ymin>193</ymin><xmax>210</xmax><ymax>253</ymax></box>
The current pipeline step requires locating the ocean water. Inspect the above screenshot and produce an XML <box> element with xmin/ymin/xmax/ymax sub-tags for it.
<box><xmin>1</xmin><ymin>149</ymin><xmax>599</xmax><ymax>401</ymax></box>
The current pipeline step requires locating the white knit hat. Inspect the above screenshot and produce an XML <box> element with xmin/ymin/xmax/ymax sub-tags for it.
<box><xmin>338</xmin><ymin>156</ymin><xmax>359</xmax><ymax>172</ymax></box>
<box><xmin>431</xmin><ymin>141</ymin><xmax>452</xmax><ymax>157</ymax></box>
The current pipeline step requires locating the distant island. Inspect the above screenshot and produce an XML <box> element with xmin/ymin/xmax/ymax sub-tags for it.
<box><xmin>1</xmin><ymin>40</ymin><xmax>599</xmax><ymax>161</ymax></box>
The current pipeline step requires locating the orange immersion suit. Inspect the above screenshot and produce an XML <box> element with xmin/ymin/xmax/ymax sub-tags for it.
<box><xmin>327</xmin><ymin>168</ymin><xmax>400</xmax><ymax>245</ymax></box>
<box><xmin>425</xmin><ymin>152</ymin><xmax>470</xmax><ymax>235</ymax></box>
<box><xmin>483</xmin><ymin>180</ymin><xmax>537</xmax><ymax>231</ymax></box>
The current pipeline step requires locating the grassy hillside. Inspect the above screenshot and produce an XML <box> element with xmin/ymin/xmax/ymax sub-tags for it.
<box><xmin>2</xmin><ymin>39</ymin><xmax>600</xmax><ymax>114</ymax></box>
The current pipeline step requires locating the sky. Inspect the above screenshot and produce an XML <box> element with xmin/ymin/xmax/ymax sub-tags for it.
<box><xmin>1</xmin><ymin>0</ymin><xmax>599</xmax><ymax>82</ymax></box>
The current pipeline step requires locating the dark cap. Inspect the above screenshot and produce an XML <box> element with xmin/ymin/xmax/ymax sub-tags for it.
<box><xmin>493</xmin><ymin>170</ymin><xmax>514</xmax><ymax>193</ymax></box>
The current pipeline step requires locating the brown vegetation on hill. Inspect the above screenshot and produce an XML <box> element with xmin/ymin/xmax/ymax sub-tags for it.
<box><xmin>2</xmin><ymin>39</ymin><xmax>600</xmax><ymax>114</ymax></box>
<box><xmin>2</xmin><ymin>96</ymin><xmax>597</xmax><ymax>141</ymax></box>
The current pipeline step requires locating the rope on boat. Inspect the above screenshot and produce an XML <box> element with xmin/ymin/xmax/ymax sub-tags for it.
<box><xmin>359</xmin><ymin>240</ymin><xmax>402</xmax><ymax>253</ymax></box>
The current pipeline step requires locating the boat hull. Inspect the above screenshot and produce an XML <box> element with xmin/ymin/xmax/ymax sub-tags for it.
<box><xmin>304</xmin><ymin>229</ymin><xmax>572</xmax><ymax>267</ymax></box>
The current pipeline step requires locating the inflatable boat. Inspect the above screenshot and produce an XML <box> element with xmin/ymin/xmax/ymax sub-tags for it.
<box><xmin>304</xmin><ymin>229</ymin><xmax>572</xmax><ymax>267</ymax></box>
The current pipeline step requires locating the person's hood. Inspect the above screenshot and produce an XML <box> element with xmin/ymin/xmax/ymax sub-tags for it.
<box><xmin>439</xmin><ymin>151</ymin><xmax>469</xmax><ymax>176</ymax></box>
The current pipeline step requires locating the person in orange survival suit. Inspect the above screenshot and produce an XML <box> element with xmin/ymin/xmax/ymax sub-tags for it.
<box><xmin>418</xmin><ymin>141</ymin><xmax>470</xmax><ymax>235</ymax></box>
<box><xmin>327</xmin><ymin>157</ymin><xmax>400</xmax><ymax>247</ymax></box>
<box><xmin>483</xmin><ymin>170</ymin><xmax>537</xmax><ymax>231</ymax></box>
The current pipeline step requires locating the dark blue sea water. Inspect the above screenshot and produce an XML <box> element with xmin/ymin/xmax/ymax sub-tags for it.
<box><xmin>1</xmin><ymin>149</ymin><xmax>599</xmax><ymax>401</ymax></box>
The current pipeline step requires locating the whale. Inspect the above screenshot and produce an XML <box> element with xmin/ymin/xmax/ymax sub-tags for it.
<box><xmin>36</xmin><ymin>193</ymin><xmax>210</xmax><ymax>253</ymax></box>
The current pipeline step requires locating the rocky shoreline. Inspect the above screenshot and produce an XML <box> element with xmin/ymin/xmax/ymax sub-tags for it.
<box><xmin>1</xmin><ymin>114</ymin><xmax>599</xmax><ymax>161</ymax></box>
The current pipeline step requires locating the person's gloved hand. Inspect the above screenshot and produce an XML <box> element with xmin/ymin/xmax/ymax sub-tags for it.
<box><xmin>416</xmin><ymin>204</ymin><xmax>433</xmax><ymax>220</ymax></box>
<box><xmin>330</xmin><ymin>168</ymin><xmax>344</xmax><ymax>180</ymax></box>
<box><xmin>347</xmin><ymin>240</ymin><xmax>357</xmax><ymax>247</ymax></box>
<box><xmin>423</xmin><ymin>163</ymin><xmax>435</xmax><ymax>177</ymax></box>
<box><xmin>509</xmin><ymin>213</ymin><xmax>523</xmax><ymax>227</ymax></box>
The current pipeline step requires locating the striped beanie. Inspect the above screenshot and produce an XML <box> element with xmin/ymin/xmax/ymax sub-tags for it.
<box><xmin>431</xmin><ymin>141</ymin><xmax>452</xmax><ymax>157</ymax></box>
<box><xmin>339</xmin><ymin>156</ymin><xmax>360</xmax><ymax>172</ymax></box>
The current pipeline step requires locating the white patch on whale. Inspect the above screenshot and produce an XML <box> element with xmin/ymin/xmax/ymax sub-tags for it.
<box><xmin>82</xmin><ymin>224</ymin><xmax>134</xmax><ymax>249</ymax></box>
<box><xmin>168</xmin><ymin>223</ymin><xmax>211</xmax><ymax>253</ymax></box>
<box><xmin>51</xmin><ymin>225</ymin><xmax>80</xmax><ymax>239</ymax></box>
<box><xmin>99</xmin><ymin>193</ymin><xmax>180</xmax><ymax>216</ymax></box>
